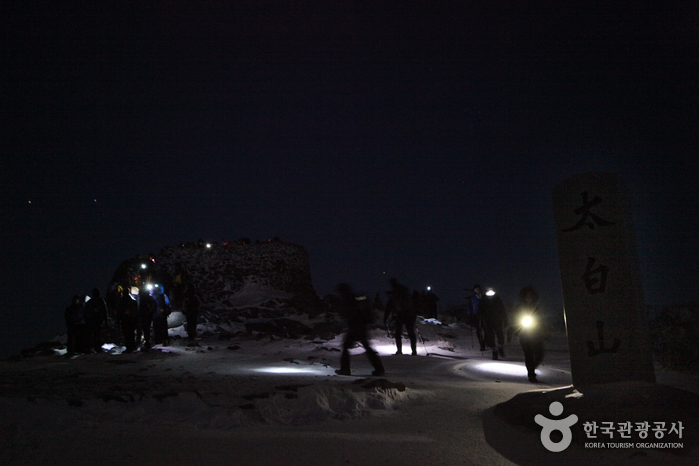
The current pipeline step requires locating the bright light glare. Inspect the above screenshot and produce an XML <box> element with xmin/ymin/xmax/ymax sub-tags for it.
<box><xmin>375</xmin><ymin>343</ymin><xmax>399</xmax><ymax>355</ymax></box>
<box><xmin>141</xmin><ymin>263</ymin><xmax>146</xmax><ymax>269</ymax></box>
<box><xmin>485</xmin><ymin>289</ymin><xmax>496</xmax><ymax>297</ymax></box>
<box><xmin>206</xmin><ymin>243</ymin><xmax>211</xmax><ymax>248</ymax></box>
<box><xmin>522</xmin><ymin>316</ymin><xmax>533</xmax><ymax>327</ymax></box>
<box><xmin>427</xmin><ymin>286</ymin><xmax>431</xmax><ymax>291</ymax></box>
<box><xmin>474</xmin><ymin>361</ymin><xmax>532</xmax><ymax>377</ymax></box>
<box><xmin>146</xmin><ymin>284</ymin><xmax>153</xmax><ymax>291</ymax></box>
<box><xmin>254</xmin><ymin>367</ymin><xmax>321</xmax><ymax>374</ymax></box>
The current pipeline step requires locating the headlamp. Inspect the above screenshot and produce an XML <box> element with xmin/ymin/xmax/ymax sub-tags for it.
<box><xmin>521</xmin><ymin>315</ymin><xmax>535</xmax><ymax>328</ymax></box>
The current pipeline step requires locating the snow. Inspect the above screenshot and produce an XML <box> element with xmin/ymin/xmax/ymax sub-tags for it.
<box><xmin>2</xmin><ymin>317</ymin><xmax>698</xmax><ymax>465</ymax></box>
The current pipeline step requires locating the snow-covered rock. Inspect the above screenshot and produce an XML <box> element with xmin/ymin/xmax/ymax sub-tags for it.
<box><xmin>111</xmin><ymin>238</ymin><xmax>323</xmax><ymax>319</ymax></box>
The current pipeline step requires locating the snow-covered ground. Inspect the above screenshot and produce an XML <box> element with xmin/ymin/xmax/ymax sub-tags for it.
<box><xmin>1</xmin><ymin>318</ymin><xmax>698</xmax><ymax>465</ymax></box>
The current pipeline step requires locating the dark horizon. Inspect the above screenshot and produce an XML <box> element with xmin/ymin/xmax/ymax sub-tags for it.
<box><xmin>2</xmin><ymin>1</ymin><xmax>698</xmax><ymax>357</ymax></box>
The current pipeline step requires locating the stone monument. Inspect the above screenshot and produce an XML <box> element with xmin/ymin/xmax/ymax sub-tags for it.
<box><xmin>552</xmin><ymin>172</ymin><xmax>655</xmax><ymax>386</ymax></box>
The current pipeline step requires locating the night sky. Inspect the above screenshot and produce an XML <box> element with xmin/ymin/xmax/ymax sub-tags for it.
<box><xmin>2</xmin><ymin>1</ymin><xmax>698</xmax><ymax>357</ymax></box>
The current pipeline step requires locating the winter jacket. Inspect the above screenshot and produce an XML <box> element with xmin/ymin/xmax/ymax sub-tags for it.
<box><xmin>65</xmin><ymin>302</ymin><xmax>85</xmax><ymax>327</ymax></box>
<box><xmin>83</xmin><ymin>297</ymin><xmax>108</xmax><ymax>328</ymax></box>
<box><xmin>480</xmin><ymin>294</ymin><xmax>508</xmax><ymax>328</ymax></box>
<box><xmin>153</xmin><ymin>293</ymin><xmax>171</xmax><ymax>318</ymax></box>
<box><xmin>384</xmin><ymin>291</ymin><xmax>416</xmax><ymax>323</ymax></box>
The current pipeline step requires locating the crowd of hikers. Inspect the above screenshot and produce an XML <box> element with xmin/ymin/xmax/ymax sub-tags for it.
<box><xmin>63</xmin><ymin>272</ymin><xmax>200</xmax><ymax>357</ymax></box>
<box><xmin>63</xmin><ymin>258</ymin><xmax>545</xmax><ymax>383</ymax></box>
<box><xmin>335</xmin><ymin>278</ymin><xmax>546</xmax><ymax>383</ymax></box>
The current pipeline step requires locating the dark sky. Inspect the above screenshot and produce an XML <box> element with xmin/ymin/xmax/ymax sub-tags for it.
<box><xmin>2</xmin><ymin>1</ymin><xmax>698</xmax><ymax>357</ymax></box>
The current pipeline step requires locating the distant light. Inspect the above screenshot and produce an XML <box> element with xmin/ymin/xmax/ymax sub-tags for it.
<box><xmin>141</xmin><ymin>263</ymin><xmax>147</xmax><ymax>269</ymax></box>
<box><xmin>427</xmin><ymin>286</ymin><xmax>431</xmax><ymax>291</ymax></box>
<box><xmin>28</xmin><ymin>200</ymin><xmax>32</xmax><ymax>204</ymax></box>
<box><xmin>146</xmin><ymin>284</ymin><xmax>153</xmax><ymax>291</ymax></box>
<box><xmin>522</xmin><ymin>316</ymin><xmax>535</xmax><ymax>328</ymax></box>
<box><xmin>206</xmin><ymin>243</ymin><xmax>211</xmax><ymax>248</ymax></box>
<box><xmin>485</xmin><ymin>289</ymin><xmax>496</xmax><ymax>297</ymax></box>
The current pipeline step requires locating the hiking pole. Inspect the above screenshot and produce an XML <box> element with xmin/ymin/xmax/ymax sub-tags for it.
<box><xmin>415</xmin><ymin>324</ymin><xmax>429</xmax><ymax>356</ymax></box>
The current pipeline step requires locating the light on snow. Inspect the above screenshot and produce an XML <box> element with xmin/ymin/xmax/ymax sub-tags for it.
<box><xmin>253</xmin><ymin>367</ymin><xmax>323</xmax><ymax>375</ymax></box>
<box><xmin>473</xmin><ymin>361</ymin><xmax>534</xmax><ymax>377</ymax></box>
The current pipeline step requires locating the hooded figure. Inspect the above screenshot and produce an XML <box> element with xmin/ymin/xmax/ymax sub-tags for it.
<box><xmin>512</xmin><ymin>286</ymin><xmax>545</xmax><ymax>382</ymax></box>
<box><xmin>384</xmin><ymin>278</ymin><xmax>417</xmax><ymax>356</ymax></box>
<box><xmin>335</xmin><ymin>283</ymin><xmax>384</xmax><ymax>377</ymax></box>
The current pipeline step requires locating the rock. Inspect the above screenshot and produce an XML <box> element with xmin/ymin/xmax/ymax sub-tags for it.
<box><xmin>244</xmin><ymin>318</ymin><xmax>313</xmax><ymax>339</ymax></box>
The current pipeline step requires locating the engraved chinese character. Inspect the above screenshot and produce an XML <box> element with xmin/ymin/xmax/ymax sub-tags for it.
<box><xmin>587</xmin><ymin>321</ymin><xmax>621</xmax><ymax>357</ymax></box>
<box><xmin>563</xmin><ymin>191</ymin><xmax>615</xmax><ymax>232</ymax></box>
<box><xmin>582</xmin><ymin>257</ymin><xmax>609</xmax><ymax>294</ymax></box>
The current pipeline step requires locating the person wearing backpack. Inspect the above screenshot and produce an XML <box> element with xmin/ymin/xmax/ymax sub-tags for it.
<box><xmin>384</xmin><ymin>278</ymin><xmax>417</xmax><ymax>356</ymax></box>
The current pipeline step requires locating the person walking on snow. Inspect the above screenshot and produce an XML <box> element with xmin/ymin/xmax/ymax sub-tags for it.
<box><xmin>335</xmin><ymin>283</ymin><xmax>385</xmax><ymax>377</ymax></box>
<box><xmin>479</xmin><ymin>286</ymin><xmax>508</xmax><ymax>360</ymax></box>
<box><xmin>467</xmin><ymin>284</ymin><xmax>487</xmax><ymax>351</ymax></box>
<box><xmin>512</xmin><ymin>286</ymin><xmax>545</xmax><ymax>382</ymax></box>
